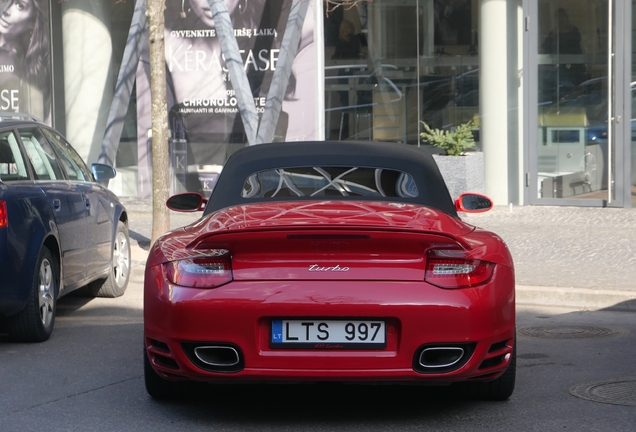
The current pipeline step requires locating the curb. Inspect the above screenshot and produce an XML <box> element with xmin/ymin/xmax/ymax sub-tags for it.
<box><xmin>131</xmin><ymin>261</ymin><xmax>146</xmax><ymax>284</ymax></box>
<box><xmin>516</xmin><ymin>285</ymin><xmax>636</xmax><ymax>312</ymax></box>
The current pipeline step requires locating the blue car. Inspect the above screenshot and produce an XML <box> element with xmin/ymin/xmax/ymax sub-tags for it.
<box><xmin>0</xmin><ymin>114</ymin><xmax>130</xmax><ymax>342</ymax></box>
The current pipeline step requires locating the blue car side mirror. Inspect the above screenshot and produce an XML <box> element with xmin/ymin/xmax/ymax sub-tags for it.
<box><xmin>91</xmin><ymin>163</ymin><xmax>117</xmax><ymax>181</ymax></box>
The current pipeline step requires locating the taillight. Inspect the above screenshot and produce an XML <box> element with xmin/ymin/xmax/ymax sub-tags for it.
<box><xmin>0</xmin><ymin>200</ymin><xmax>6</xmax><ymax>227</ymax></box>
<box><xmin>425</xmin><ymin>251</ymin><xmax>494</xmax><ymax>289</ymax></box>
<box><xmin>164</xmin><ymin>250</ymin><xmax>232</xmax><ymax>288</ymax></box>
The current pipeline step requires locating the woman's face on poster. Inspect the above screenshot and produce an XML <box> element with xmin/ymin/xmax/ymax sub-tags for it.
<box><xmin>0</xmin><ymin>0</ymin><xmax>35</xmax><ymax>38</ymax></box>
<box><xmin>189</xmin><ymin>0</ymin><xmax>240</xmax><ymax>28</ymax></box>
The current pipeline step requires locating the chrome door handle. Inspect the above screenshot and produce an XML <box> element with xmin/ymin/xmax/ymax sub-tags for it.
<box><xmin>52</xmin><ymin>199</ymin><xmax>61</xmax><ymax>210</ymax></box>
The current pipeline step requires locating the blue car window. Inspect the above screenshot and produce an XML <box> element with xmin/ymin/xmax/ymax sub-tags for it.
<box><xmin>19</xmin><ymin>128</ymin><xmax>64</xmax><ymax>181</ymax></box>
<box><xmin>0</xmin><ymin>131</ymin><xmax>29</xmax><ymax>182</ymax></box>
<box><xmin>41</xmin><ymin>128</ymin><xmax>91</xmax><ymax>182</ymax></box>
<box><xmin>48</xmin><ymin>142</ymin><xmax>85</xmax><ymax>181</ymax></box>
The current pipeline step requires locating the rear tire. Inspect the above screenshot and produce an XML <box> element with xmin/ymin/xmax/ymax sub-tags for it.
<box><xmin>8</xmin><ymin>247</ymin><xmax>58</xmax><ymax>342</ymax></box>
<box><xmin>88</xmin><ymin>222</ymin><xmax>130</xmax><ymax>298</ymax></box>
<box><xmin>455</xmin><ymin>343</ymin><xmax>516</xmax><ymax>401</ymax></box>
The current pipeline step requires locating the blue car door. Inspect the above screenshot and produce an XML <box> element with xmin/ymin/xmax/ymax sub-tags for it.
<box><xmin>18</xmin><ymin>128</ymin><xmax>88</xmax><ymax>290</ymax></box>
<box><xmin>42</xmin><ymin>128</ymin><xmax>112</xmax><ymax>277</ymax></box>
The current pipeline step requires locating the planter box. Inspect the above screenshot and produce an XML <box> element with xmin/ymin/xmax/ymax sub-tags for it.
<box><xmin>432</xmin><ymin>152</ymin><xmax>484</xmax><ymax>200</ymax></box>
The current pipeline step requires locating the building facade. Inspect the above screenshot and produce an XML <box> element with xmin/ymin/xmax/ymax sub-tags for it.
<box><xmin>4</xmin><ymin>0</ymin><xmax>635</xmax><ymax>207</ymax></box>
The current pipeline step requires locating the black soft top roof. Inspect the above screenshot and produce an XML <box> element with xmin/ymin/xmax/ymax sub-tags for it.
<box><xmin>204</xmin><ymin>140</ymin><xmax>457</xmax><ymax>217</ymax></box>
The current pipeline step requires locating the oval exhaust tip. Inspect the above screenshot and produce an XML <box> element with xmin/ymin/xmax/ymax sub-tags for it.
<box><xmin>194</xmin><ymin>346</ymin><xmax>240</xmax><ymax>367</ymax></box>
<box><xmin>419</xmin><ymin>347</ymin><xmax>465</xmax><ymax>369</ymax></box>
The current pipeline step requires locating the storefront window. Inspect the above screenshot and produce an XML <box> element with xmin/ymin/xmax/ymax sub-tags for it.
<box><xmin>0</xmin><ymin>0</ymin><xmax>52</xmax><ymax>123</ymax></box>
<box><xmin>324</xmin><ymin>0</ymin><xmax>479</xmax><ymax>146</ymax></box>
<box><xmin>535</xmin><ymin>0</ymin><xmax>610</xmax><ymax>200</ymax></box>
<box><xmin>111</xmin><ymin>0</ymin><xmax>138</xmax><ymax>173</ymax></box>
<box><xmin>140</xmin><ymin>0</ymin><xmax>317</xmax><ymax>196</ymax></box>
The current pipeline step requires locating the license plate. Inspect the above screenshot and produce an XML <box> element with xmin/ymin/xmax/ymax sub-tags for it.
<box><xmin>271</xmin><ymin>319</ymin><xmax>386</xmax><ymax>349</ymax></box>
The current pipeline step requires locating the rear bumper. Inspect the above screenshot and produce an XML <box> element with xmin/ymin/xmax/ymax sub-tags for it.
<box><xmin>144</xmin><ymin>265</ymin><xmax>515</xmax><ymax>383</ymax></box>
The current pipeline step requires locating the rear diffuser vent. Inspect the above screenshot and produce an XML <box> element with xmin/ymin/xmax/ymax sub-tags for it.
<box><xmin>154</xmin><ymin>354</ymin><xmax>179</xmax><ymax>370</ymax></box>
<box><xmin>149</xmin><ymin>339</ymin><xmax>170</xmax><ymax>353</ymax></box>
<box><xmin>479</xmin><ymin>355</ymin><xmax>506</xmax><ymax>370</ymax></box>
<box><xmin>488</xmin><ymin>339</ymin><xmax>510</xmax><ymax>353</ymax></box>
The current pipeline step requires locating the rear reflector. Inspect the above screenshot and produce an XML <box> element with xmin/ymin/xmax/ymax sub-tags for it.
<box><xmin>425</xmin><ymin>253</ymin><xmax>494</xmax><ymax>289</ymax></box>
<box><xmin>0</xmin><ymin>200</ymin><xmax>6</xmax><ymax>227</ymax></box>
<box><xmin>164</xmin><ymin>251</ymin><xmax>233</xmax><ymax>288</ymax></box>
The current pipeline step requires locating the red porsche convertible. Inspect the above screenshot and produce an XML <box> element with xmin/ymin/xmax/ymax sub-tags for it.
<box><xmin>143</xmin><ymin>141</ymin><xmax>515</xmax><ymax>400</ymax></box>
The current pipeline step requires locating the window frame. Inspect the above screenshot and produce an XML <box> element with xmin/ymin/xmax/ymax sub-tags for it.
<box><xmin>17</xmin><ymin>127</ymin><xmax>66</xmax><ymax>182</ymax></box>
<box><xmin>0</xmin><ymin>129</ymin><xmax>31</xmax><ymax>183</ymax></box>
<box><xmin>40</xmin><ymin>127</ymin><xmax>94</xmax><ymax>183</ymax></box>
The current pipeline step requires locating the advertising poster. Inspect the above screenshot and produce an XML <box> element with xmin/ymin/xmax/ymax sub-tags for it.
<box><xmin>162</xmin><ymin>0</ymin><xmax>316</xmax><ymax>193</ymax></box>
<box><xmin>0</xmin><ymin>0</ymin><xmax>51</xmax><ymax>123</ymax></box>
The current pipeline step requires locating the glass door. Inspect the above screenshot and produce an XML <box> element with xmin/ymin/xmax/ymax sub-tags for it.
<box><xmin>528</xmin><ymin>0</ymin><xmax>623</xmax><ymax>205</ymax></box>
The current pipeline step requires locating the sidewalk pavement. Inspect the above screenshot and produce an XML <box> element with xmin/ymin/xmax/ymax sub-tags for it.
<box><xmin>120</xmin><ymin>197</ymin><xmax>636</xmax><ymax>312</ymax></box>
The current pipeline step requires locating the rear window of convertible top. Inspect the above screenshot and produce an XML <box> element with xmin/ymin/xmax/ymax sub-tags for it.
<box><xmin>241</xmin><ymin>166</ymin><xmax>419</xmax><ymax>199</ymax></box>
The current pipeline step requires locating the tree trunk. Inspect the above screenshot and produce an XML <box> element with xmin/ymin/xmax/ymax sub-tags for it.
<box><xmin>146</xmin><ymin>0</ymin><xmax>170</xmax><ymax>245</ymax></box>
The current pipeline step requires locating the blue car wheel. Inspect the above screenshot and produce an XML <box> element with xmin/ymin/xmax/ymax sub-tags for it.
<box><xmin>8</xmin><ymin>247</ymin><xmax>58</xmax><ymax>342</ymax></box>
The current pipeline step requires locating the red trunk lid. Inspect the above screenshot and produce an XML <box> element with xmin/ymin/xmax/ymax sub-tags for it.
<box><xmin>176</xmin><ymin>201</ymin><xmax>473</xmax><ymax>281</ymax></box>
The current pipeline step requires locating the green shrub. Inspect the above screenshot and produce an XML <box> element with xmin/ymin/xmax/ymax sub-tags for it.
<box><xmin>420</xmin><ymin>118</ymin><xmax>479</xmax><ymax>156</ymax></box>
